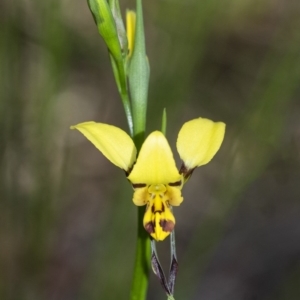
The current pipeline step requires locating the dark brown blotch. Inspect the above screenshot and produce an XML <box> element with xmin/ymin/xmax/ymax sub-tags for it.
<box><xmin>151</xmin><ymin>204</ymin><xmax>155</xmax><ymax>213</ymax></box>
<box><xmin>144</xmin><ymin>222</ymin><xmax>155</xmax><ymax>234</ymax></box>
<box><xmin>179</xmin><ymin>163</ymin><xmax>195</xmax><ymax>179</ymax></box>
<box><xmin>132</xmin><ymin>183</ymin><xmax>147</xmax><ymax>189</ymax></box>
<box><xmin>152</xmin><ymin>202</ymin><xmax>164</xmax><ymax>213</ymax></box>
<box><xmin>169</xmin><ymin>180</ymin><xmax>182</xmax><ymax>187</ymax></box>
<box><xmin>159</xmin><ymin>219</ymin><xmax>175</xmax><ymax>232</ymax></box>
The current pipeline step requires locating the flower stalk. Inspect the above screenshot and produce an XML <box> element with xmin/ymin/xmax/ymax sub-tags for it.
<box><xmin>128</xmin><ymin>0</ymin><xmax>151</xmax><ymax>298</ymax></box>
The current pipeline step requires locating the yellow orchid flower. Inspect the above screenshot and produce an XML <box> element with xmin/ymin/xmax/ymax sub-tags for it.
<box><xmin>71</xmin><ymin>117</ymin><xmax>225</xmax><ymax>241</ymax></box>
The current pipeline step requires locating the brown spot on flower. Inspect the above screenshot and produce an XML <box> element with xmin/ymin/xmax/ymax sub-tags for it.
<box><xmin>169</xmin><ymin>180</ymin><xmax>182</xmax><ymax>187</ymax></box>
<box><xmin>144</xmin><ymin>222</ymin><xmax>155</xmax><ymax>234</ymax></box>
<box><xmin>179</xmin><ymin>163</ymin><xmax>195</xmax><ymax>179</ymax></box>
<box><xmin>159</xmin><ymin>219</ymin><xmax>175</xmax><ymax>232</ymax></box>
<box><xmin>151</xmin><ymin>204</ymin><xmax>155</xmax><ymax>213</ymax></box>
<box><xmin>132</xmin><ymin>183</ymin><xmax>147</xmax><ymax>189</ymax></box>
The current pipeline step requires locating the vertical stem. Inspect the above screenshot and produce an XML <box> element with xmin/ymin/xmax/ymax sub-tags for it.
<box><xmin>129</xmin><ymin>0</ymin><xmax>150</xmax><ymax>297</ymax></box>
<box><xmin>129</xmin><ymin>206</ymin><xmax>151</xmax><ymax>300</ymax></box>
<box><xmin>128</xmin><ymin>0</ymin><xmax>151</xmax><ymax>298</ymax></box>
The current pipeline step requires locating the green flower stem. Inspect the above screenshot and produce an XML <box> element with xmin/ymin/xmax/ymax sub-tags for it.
<box><xmin>129</xmin><ymin>0</ymin><xmax>151</xmax><ymax>299</ymax></box>
<box><xmin>129</xmin><ymin>207</ymin><xmax>151</xmax><ymax>300</ymax></box>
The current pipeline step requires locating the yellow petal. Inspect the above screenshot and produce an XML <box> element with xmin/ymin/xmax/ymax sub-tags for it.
<box><xmin>167</xmin><ymin>186</ymin><xmax>183</xmax><ymax>206</ymax></box>
<box><xmin>126</xmin><ymin>10</ymin><xmax>136</xmax><ymax>57</ymax></box>
<box><xmin>177</xmin><ymin>118</ymin><xmax>225</xmax><ymax>169</ymax></box>
<box><xmin>128</xmin><ymin>131</ymin><xmax>181</xmax><ymax>185</ymax></box>
<box><xmin>132</xmin><ymin>186</ymin><xmax>148</xmax><ymax>206</ymax></box>
<box><xmin>71</xmin><ymin>121</ymin><xmax>137</xmax><ymax>171</ymax></box>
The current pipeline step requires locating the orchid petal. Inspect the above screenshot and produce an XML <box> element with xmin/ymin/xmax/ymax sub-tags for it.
<box><xmin>71</xmin><ymin>121</ymin><xmax>136</xmax><ymax>171</ymax></box>
<box><xmin>177</xmin><ymin>118</ymin><xmax>225</xmax><ymax>169</ymax></box>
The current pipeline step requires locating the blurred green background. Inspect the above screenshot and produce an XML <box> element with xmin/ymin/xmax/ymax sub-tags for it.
<box><xmin>1</xmin><ymin>0</ymin><xmax>300</xmax><ymax>299</ymax></box>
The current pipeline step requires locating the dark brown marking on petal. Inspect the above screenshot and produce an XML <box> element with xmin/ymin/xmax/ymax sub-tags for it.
<box><xmin>159</xmin><ymin>219</ymin><xmax>175</xmax><ymax>232</ymax></box>
<box><xmin>179</xmin><ymin>163</ymin><xmax>188</xmax><ymax>175</ymax></box>
<box><xmin>144</xmin><ymin>222</ymin><xmax>155</xmax><ymax>234</ymax></box>
<box><xmin>151</xmin><ymin>204</ymin><xmax>155</xmax><ymax>213</ymax></box>
<box><xmin>179</xmin><ymin>163</ymin><xmax>195</xmax><ymax>179</ymax></box>
<box><xmin>154</xmin><ymin>209</ymin><xmax>162</xmax><ymax>213</ymax></box>
<box><xmin>169</xmin><ymin>180</ymin><xmax>182</xmax><ymax>187</ymax></box>
<box><xmin>132</xmin><ymin>183</ymin><xmax>147</xmax><ymax>189</ymax></box>
<box><xmin>125</xmin><ymin>161</ymin><xmax>137</xmax><ymax>176</ymax></box>
<box><xmin>161</xmin><ymin>203</ymin><xmax>165</xmax><ymax>212</ymax></box>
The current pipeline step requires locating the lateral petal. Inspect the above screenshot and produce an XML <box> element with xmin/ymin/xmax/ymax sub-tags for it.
<box><xmin>132</xmin><ymin>186</ymin><xmax>148</xmax><ymax>206</ymax></box>
<box><xmin>167</xmin><ymin>186</ymin><xmax>183</xmax><ymax>206</ymax></box>
<box><xmin>177</xmin><ymin>118</ymin><xmax>225</xmax><ymax>169</ymax></box>
<box><xmin>71</xmin><ymin>121</ymin><xmax>137</xmax><ymax>171</ymax></box>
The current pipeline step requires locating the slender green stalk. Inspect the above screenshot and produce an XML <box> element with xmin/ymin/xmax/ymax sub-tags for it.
<box><xmin>129</xmin><ymin>207</ymin><xmax>151</xmax><ymax>300</ymax></box>
<box><xmin>129</xmin><ymin>0</ymin><xmax>151</xmax><ymax>299</ymax></box>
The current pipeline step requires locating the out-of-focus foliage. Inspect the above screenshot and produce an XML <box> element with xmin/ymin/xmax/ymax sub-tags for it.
<box><xmin>1</xmin><ymin>0</ymin><xmax>300</xmax><ymax>299</ymax></box>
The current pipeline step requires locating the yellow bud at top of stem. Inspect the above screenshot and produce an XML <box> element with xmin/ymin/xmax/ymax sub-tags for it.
<box><xmin>126</xmin><ymin>10</ymin><xmax>136</xmax><ymax>57</ymax></box>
